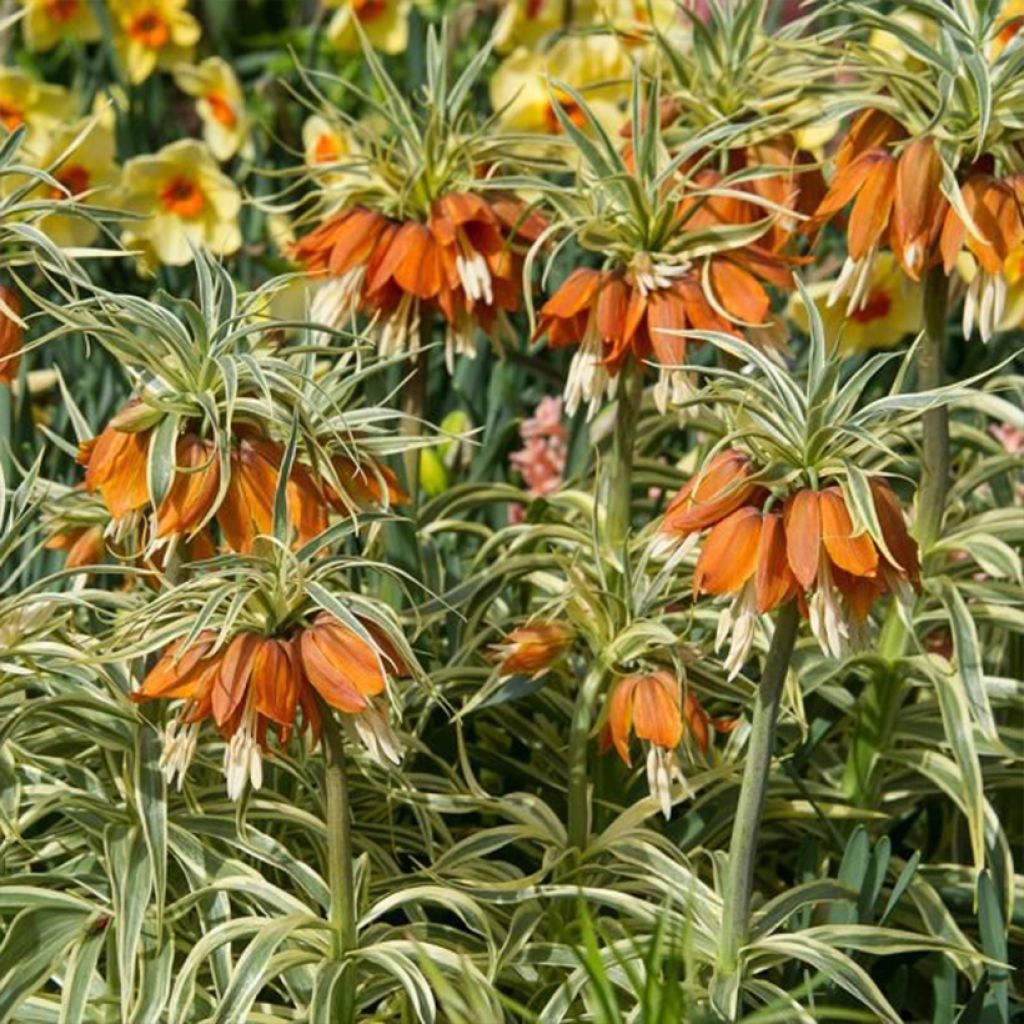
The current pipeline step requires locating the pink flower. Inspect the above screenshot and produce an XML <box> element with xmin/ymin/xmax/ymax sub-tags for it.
<box><xmin>509</xmin><ymin>396</ymin><xmax>567</xmax><ymax>523</ymax></box>
<box><xmin>991</xmin><ymin>423</ymin><xmax>1024</xmax><ymax>456</ymax></box>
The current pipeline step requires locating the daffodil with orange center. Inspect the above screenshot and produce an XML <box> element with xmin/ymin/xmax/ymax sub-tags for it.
<box><xmin>26</xmin><ymin>120</ymin><xmax>121</xmax><ymax>247</ymax></box>
<box><xmin>323</xmin><ymin>0</ymin><xmax>410</xmax><ymax>54</ymax></box>
<box><xmin>787</xmin><ymin>251</ymin><xmax>923</xmax><ymax>354</ymax></box>
<box><xmin>291</xmin><ymin>192</ymin><xmax>546</xmax><ymax>371</ymax></box>
<box><xmin>110</xmin><ymin>0</ymin><xmax>200</xmax><ymax>84</ymax></box>
<box><xmin>19</xmin><ymin>0</ymin><xmax>100</xmax><ymax>52</ymax></box>
<box><xmin>134</xmin><ymin>614</ymin><xmax>403</xmax><ymax>799</ymax></box>
<box><xmin>173</xmin><ymin>58</ymin><xmax>251</xmax><ymax>162</ymax></box>
<box><xmin>120</xmin><ymin>139</ymin><xmax>241</xmax><ymax>266</ymax></box>
<box><xmin>490</xmin><ymin>621</ymin><xmax>574</xmax><ymax>678</ymax></box>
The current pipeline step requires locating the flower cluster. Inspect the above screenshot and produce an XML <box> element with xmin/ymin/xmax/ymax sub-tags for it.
<box><xmin>136</xmin><ymin>613</ymin><xmax>405</xmax><ymax>798</ymax></box>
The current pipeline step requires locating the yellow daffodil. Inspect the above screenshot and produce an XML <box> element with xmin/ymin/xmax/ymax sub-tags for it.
<box><xmin>490</xmin><ymin>35</ymin><xmax>631</xmax><ymax>136</ymax></box>
<box><xmin>788</xmin><ymin>253</ymin><xmax>922</xmax><ymax>354</ymax></box>
<box><xmin>0</xmin><ymin>69</ymin><xmax>74</xmax><ymax>149</ymax></box>
<box><xmin>301</xmin><ymin>113</ymin><xmax>365</xmax><ymax>196</ymax></box>
<box><xmin>492</xmin><ymin>0</ymin><xmax>598</xmax><ymax>53</ymax></box>
<box><xmin>992</xmin><ymin>0</ymin><xmax>1024</xmax><ymax>59</ymax></box>
<box><xmin>109</xmin><ymin>0</ymin><xmax>200</xmax><ymax>84</ymax></box>
<box><xmin>173</xmin><ymin>58</ymin><xmax>251</xmax><ymax>162</ymax></box>
<box><xmin>119</xmin><ymin>139</ymin><xmax>241</xmax><ymax>266</ymax></box>
<box><xmin>19</xmin><ymin>0</ymin><xmax>101</xmax><ymax>52</ymax></box>
<box><xmin>597</xmin><ymin>0</ymin><xmax>681</xmax><ymax>40</ymax></box>
<box><xmin>324</xmin><ymin>0</ymin><xmax>410</xmax><ymax>54</ymax></box>
<box><xmin>868</xmin><ymin>11</ymin><xmax>936</xmax><ymax>68</ymax></box>
<box><xmin>28</xmin><ymin>120</ymin><xmax>121</xmax><ymax>247</ymax></box>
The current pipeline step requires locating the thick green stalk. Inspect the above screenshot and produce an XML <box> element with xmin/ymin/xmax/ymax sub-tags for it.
<box><xmin>565</xmin><ymin>363</ymin><xmax>642</xmax><ymax>855</ymax></box>
<box><xmin>604</xmin><ymin>360</ymin><xmax>643</xmax><ymax>563</ymax></box>
<box><xmin>917</xmin><ymin>266</ymin><xmax>949</xmax><ymax>555</ymax></box>
<box><xmin>717</xmin><ymin>601</ymin><xmax>800</xmax><ymax>980</ymax></box>
<box><xmin>566</xmin><ymin>665</ymin><xmax>606</xmax><ymax>854</ymax></box>
<box><xmin>322</xmin><ymin>712</ymin><xmax>357</xmax><ymax>1021</ymax></box>
<box><xmin>400</xmin><ymin>316</ymin><xmax>431</xmax><ymax>505</ymax></box>
<box><xmin>843</xmin><ymin>267</ymin><xmax>949</xmax><ymax>805</ymax></box>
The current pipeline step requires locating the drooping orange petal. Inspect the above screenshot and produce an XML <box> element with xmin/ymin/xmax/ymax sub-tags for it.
<box><xmin>632</xmin><ymin>671</ymin><xmax>683</xmax><ymax>751</ymax></box>
<box><xmin>251</xmin><ymin>637</ymin><xmax>299</xmax><ymax>727</ymax></box>
<box><xmin>848</xmin><ymin>156</ymin><xmax>897</xmax><ymax>259</ymax></box>
<box><xmin>327</xmin><ymin>207</ymin><xmax>388</xmax><ymax>277</ymax></box>
<box><xmin>833</xmin><ymin>566</ymin><xmax>885</xmax><ymax>621</ymax></box>
<box><xmin>596</xmin><ymin>272</ymin><xmax>629</xmax><ymax>348</ymax></box>
<box><xmin>693</xmin><ymin>507</ymin><xmax>762</xmax><ymax>596</ymax></box>
<box><xmin>834</xmin><ymin>110</ymin><xmax>905</xmax><ymax>172</ymax></box>
<box><xmin>297</xmin><ymin>628</ymin><xmax>369</xmax><ymax>713</ymax></box>
<box><xmin>784</xmin><ymin>490</ymin><xmax>821</xmax><ymax>589</ymax></box>
<box><xmin>662</xmin><ymin>450</ymin><xmax>757</xmax><ymax>536</ymax></box>
<box><xmin>710</xmin><ymin>258</ymin><xmax>770</xmax><ymax>324</ymax></box>
<box><xmin>683</xmin><ymin>691</ymin><xmax>710</xmax><ymax>754</ymax></box>
<box><xmin>892</xmin><ymin>137</ymin><xmax>945</xmax><ymax>281</ymax></box>
<box><xmin>213</xmin><ymin>632</ymin><xmax>261</xmax><ymax>728</ymax></box>
<box><xmin>870</xmin><ymin>478</ymin><xmax>921</xmax><ymax>589</ymax></box>
<box><xmin>606</xmin><ymin>676</ymin><xmax>638</xmax><ymax>765</ymax></box>
<box><xmin>819</xmin><ymin>487</ymin><xmax>879</xmax><ymax>578</ymax></box>
<box><xmin>646</xmin><ymin>285</ymin><xmax>688</xmax><ymax>367</ymax></box>
<box><xmin>393</xmin><ymin>222</ymin><xmax>445</xmax><ymax>300</ymax></box>
<box><xmin>813</xmin><ymin>149</ymin><xmax>885</xmax><ymax>221</ymax></box>
<box><xmin>155</xmin><ymin>435</ymin><xmax>220</xmax><ymax>538</ymax></box>
<box><xmin>135</xmin><ymin>631</ymin><xmax>219</xmax><ymax>702</ymax></box>
<box><xmin>84</xmin><ymin>423</ymin><xmax>152</xmax><ymax>519</ymax></box>
<box><xmin>755</xmin><ymin>512</ymin><xmax>796</xmax><ymax>613</ymax></box>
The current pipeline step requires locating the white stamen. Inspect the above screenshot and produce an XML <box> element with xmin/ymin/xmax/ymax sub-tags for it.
<box><xmin>311</xmin><ymin>267</ymin><xmax>365</xmax><ymax>344</ymax></box>
<box><xmin>159</xmin><ymin>717</ymin><xmax>199</xmax><ymax>791</ymax></box>
<box><xmin>350</xmin><ymin>705</ymin><xmax>403</xmax><ymax>766</ymax></box>
<box><xmin>645</xmin><ymin>745</ymin><xmax>686</xmax><ymax>819</ymax></box>
<box><xmin>455</xmin><ymin>247</ymin><xmax>493</xmax><ymax>306</ymax></box>
<box><xmin>716</xmin><ymin>578</ymin><xmax>758</xmax><ymax>680</ymax></box>
<box><xmin>377</xmin><ymin>293</ymin><xmax>420</xmax><ymax>359</ymax></box>
<box><xmin>223</xmin><ymin>702</ymin><xmax>262</xmax><ymax>801</ymax></box>
<box><xmin>808</xmin><ymin>558</ymin><xmax>850</xmax><ymax>660</ymax></box>
<box><xmin>564</xmin><ymin>315</ymin><xmax>612</xmax><ymax>420</ymax></box>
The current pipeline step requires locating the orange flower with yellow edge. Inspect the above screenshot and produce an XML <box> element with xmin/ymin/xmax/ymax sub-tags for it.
<box><xmin>120</xmin><ymin>139</ymin><xmax>241</xmax><ymax>266</ymax></box>
<box><xmin>173</xmin><ymin>58</ymin><xmax>251</xmax><ymax>162</ymax></box>
<box><xmin>604</xmin><ymin>669</ymin><xmax>734</xmax><ymax>818</ymax></box>
<box><xmin>490</xmin><ymin>622</ymin><xmax>573</xmax><ymax>678</ymax></box>
<box><xmin>110</xmin><ymin>0</ymin><xmax>200</xmax><ymax>84</ymax></box>
<box><xmin>135</xmin><ymin>614</ymin><xmax>404</xmax><ymax>798</ymax></box>
<box><xmin>0</xmin><ymin>286</ymin><xmax>23</xmax><ymax>386</ymax></box>
<box><xmin>19</xmin><ymin>0</ymin><xmax>101</xmax><ymax>52</ymax></box>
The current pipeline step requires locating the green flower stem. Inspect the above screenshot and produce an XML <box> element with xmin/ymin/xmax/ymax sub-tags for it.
<box><xmin>322</xmin><ymin>710</ymin><xmax>357</xmax><ymax>1022</ymax></box>
<box><xmin>717</xmin><ymin>600</ymin><xmax>800</xmax><ymax>980</ymax></box>
<box><xmin>604</xmin><ymin>359</ymin><xmax>643</xmax><ymax>567</ymax></box>
<box><xmin>844</xmin><ymin>267</ymin><xmax>949</xmax><ymax>805</ymax></box>
<box><xmin>917</xmin><ymin>265</ymin><xmax>949</xmax><ymax>555</ymax></box>
<box><xmin>565</xmin><ymin>361</ymin><xmax>642</xmax><ymax>856</ymax></box>
<box><xmin>0</xmin><ymin>381</ymin><xmax>12</xmax><ymax>488</ymax></box>
<box><xmin>566</xmin><ymin>665</ymin><xmax>606</xmax><ymax>854</ymax></box>
<box><xmin>401</xmin><ymin>318</ymin><xmax>431</xmax><ymax>506</ymax></box>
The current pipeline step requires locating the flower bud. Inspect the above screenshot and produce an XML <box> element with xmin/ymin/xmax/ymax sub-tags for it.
<box><xmin>490</xmin><ymin>621</ymin><xmax>573</xmax><ymax>677</ymax></box>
